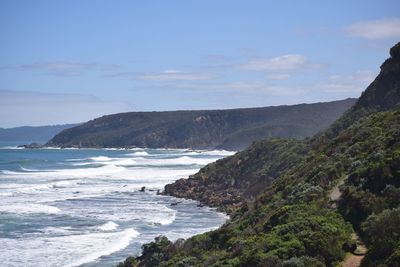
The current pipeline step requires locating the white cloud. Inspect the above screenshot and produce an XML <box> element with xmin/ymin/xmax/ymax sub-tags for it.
<box><xmin>20</xmin><ymin>62</ymin><xmax>94</xmax><ymax>71</ymax></box>
<box><xmin>19</xmin><ymin>62</ymin><xmax>95</xmax><ymax>76</ymax></box>
<box><xmin>345</xmin><ymin>18</ymin><xmax>400</xmax><ymax>39</ymax></box>
<box><xmin>265</xmin><ymin>73</ymin><xmax>291</xmax><ymax>80</ymax></box>
<box><xmin>237</xmin><ymin>54</ymin><xmax>324</xmax><ymax>80</ymax></box>
<box><xmin>175</xmin><ymin>81</ymin><xmax>307</xmax><ymax>96</ymax></box>
<box><xmin>239</xmin><ymin>54</ymin><xmax>308</xmax><ymax>72</ymax></box>
<box><xmin>321</xmin><ymin>70</ymin><xmax>376</xmax><ymax>93</ymax></box>
<box><xmin>0</xmin><ymin>90</ymin><xmax>131</xmax><ymax>127</ymax></box>
<box><xmin>132</xmin><ymin>70</ymin><xmax>216</xmax><ymax>81</ymax></box>
<box><xmin>5</xmin><ymin>62</ymin><xmax>119</xmax><ymax>76</ymax></box>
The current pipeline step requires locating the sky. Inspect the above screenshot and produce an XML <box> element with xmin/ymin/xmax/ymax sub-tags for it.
<box><xmin>1</xmin><ymin>0</ymin><xmax>400</xmax><ymax>127</ymax></box>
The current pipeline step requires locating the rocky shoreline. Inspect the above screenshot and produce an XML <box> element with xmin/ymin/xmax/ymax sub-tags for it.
<box><xmin>163</xmin><ymin>175</ymin><xmax>243</xmax><ymax>214</ymax></box>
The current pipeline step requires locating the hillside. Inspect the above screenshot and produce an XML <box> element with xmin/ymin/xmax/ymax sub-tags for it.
<box><xmin>165</xmin><ymin>42</ymin><xmax>400</xmax><ymax>213</ymax></box>
<box><xmin>119</xmin><ymin>43</ymin><xmax>400</xmax><ymax>267</ymax></box>
<box><xmin>46</xmin><ymin>99</ymin><xmax>355</xmax><ymax>150</ymax></box>
<box><xmin>0</xmin><ymin>123</ymin><xmax>79</xmax><ymax>142</ymax></box>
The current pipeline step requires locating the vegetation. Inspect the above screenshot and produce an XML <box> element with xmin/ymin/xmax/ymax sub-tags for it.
<box><xmin>47</xmin><ymin>99</ymin><xmax>355</xmax><ymax>150</ymax></box>
<box><xmin>130</xmin><ymin>109</ymin><xmax>400</xmax><ymax>267</ymax></box>
<box><xmin>361</xmin><ymin>208</ymin><xmax>400</xmax><ymax>266</ymax></box>
<box><xmin>164</xmin><ymin>138</ymin><xmax>309</xmax><ymax>212</ymax></box>
<box><xmin>118</xmin><ymin>42</ymin><xmax>400</xmax><ymax>266</ymax></box>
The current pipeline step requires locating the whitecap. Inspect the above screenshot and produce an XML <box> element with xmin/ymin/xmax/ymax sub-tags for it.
<box><xmin>200</xmin><ymin>150</ymin><xmax>236</xmax><ymax>156</ymax></box>
<box><xmin>151</xmin><ymin>211</ymin><xmax>176</xmax><ymax>225</ymax></box>
<box><xmin>20</xmin><ymin>167</ymin><xmax>41</xmax><ymax>172</ymax></box>
<box><xmin>0</xmin><ymin>146</ymin><xmax>24</xmax><ymax>150</ymax></box>
<box><xmin>0</xmin><ymin>228</ymin><xmax>139</xmax><ymax>267</ymax></box>
<box><xmin>89</xmin><ymin>156</ymin><xmax>112</xmax><ymax>161</ymax></box>
<box><xmin>65</xmin><ymin>228</ymin><xmax>139</xmax><ymax>267</ymax></box>
<box><xmin>128</xmin><ymin>151</ymin><xmax>149</xmax><ymax>156</ymax></box>
<box><xmin>0</xmin><ymin>203</ymin><xmax>60</xmax><ymax>214</ymax></box>
<box><xmin>0</xmin><ymin>164</ymin><xmax>126</xmax><ymax>179</ymax></box>
<box><xmin>97</xmin><ymin>221</ymin><xmax>119</xmax><ymax>231</ymax></box>
<box><xmin>107</xmin><ymin>156</ymin><xmax>216</xmax><ymax>167</ymax></box>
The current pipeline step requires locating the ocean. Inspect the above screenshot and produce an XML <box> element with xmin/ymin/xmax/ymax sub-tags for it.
<box><xmin>0</xmin><ymin>141</ymin><xmax>233</xmax><ymax>267</ymax></box>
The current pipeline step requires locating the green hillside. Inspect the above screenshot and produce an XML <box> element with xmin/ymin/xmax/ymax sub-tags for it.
<box><xmin>119</xmin><ymin>43</ymin><xmax>400</xmax><ymax>267</ymax></box>
<box><xmin>46</xmin><ymin>99</ymin><xmax>355</xmax><ymax>150</ymax></box>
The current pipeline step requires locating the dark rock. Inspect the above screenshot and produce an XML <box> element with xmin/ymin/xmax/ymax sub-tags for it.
<box><xmin>342</xmin><ymin>241</ymin><xmax>357</xmax><ymax>252</ymax></box>
<box><xmin>390</xmin><ymin>42</ymin><xmax>400</xmax><ymax>59</ymax></box>
<box><xmin>325</xmin><ymin>41</ymin><xmax>400</xmax><ymax>138</ymax></box>
<box><xmin>18</xmin><ymin>142</ymin><xmax>43</xmax><ymax>149</ymax></box>
<box><xmin>139</xmin><ymin>186</ymin><xmax>146</xmax><ymax>192</ymax></box>
<box><xmin>163</xmin><ymin>138</ymin><xmax>304</xmax><ymax>214</ymax></box>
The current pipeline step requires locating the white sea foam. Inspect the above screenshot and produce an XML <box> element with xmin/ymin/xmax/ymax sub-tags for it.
<box><xmin>166</xmin><ymin>149</ymin><xmax>235</xmax><ymax>156</ymax></box>
<box><xmin>0</xmin><ymin>146</ymin><xmax>24</xmax><ymax>150</ymax></box>
<box><xmin>151</xmin><ymin>209</ymin><xmax>177</xmax><ymax>225</ymax></box>
<box><xmin>65</xmin><ymin>228</ymin><xmax>139</xmax><ymax>267</ymax></box>
<box><xmin>0</xmin><ymin>203</ymin><xmax>60</xmax><ymax>214</ymax></box>
<box><xmin>65</xmin><ymin>158</ymin><xmax>85</xmax><ymax>161</ymax></box>
<box><xmin>0</xmin><ymin>167</ymin><xmax>197</xmax><ymax>206</ymax></box>
<box><xmin>51</xmin><ymin>180</ymin><xmax>76</xmax><ymax>188</ymax></box>
<box><xmin>0</xmin><ymin>228</ymin><xmax>139</xmax><ymax>267</ymax></box>
<box><xmin>129</xmin><ymin>151</ymin><xmax>149</xmax><ymax>156</ymax></box>
<box><xmin>97</xmin><ymin>221</ymin><xmax>119</xmax><ymax>231</ymax></box>
<box><xmin>0</xmin><ymin>147</ymin><xmax>230</xmax><ymax>266</ymax></box>
<box><xmin>1</xmin><ymin>164</ymin><xmax>126</xmax><ymax>178</ymax></box>
<box><xmin>200</xmin><ymin>150</ymin><xmax>236</xmax><ymax>156</ymax></box>
<box><xmin>69</xmin><ymin>162</ymin><xmax>95</xmax><ymax>166</ymax></box>
<box><xmin>89</xmin><ymin>156</ymin><xmax>112</xmax><ymax>161</ymax></box>
<box><xmin>85</xmin><ymin>155</ymin><xmax>216</xmax><ymax>167</ymax></box>
<box><xmin>43</xmin><ymin>226</ymin><xmax>74</xmax><ymax>235</ymax></box>
<box><xmin>20</xmin><ymin>167</ymin><xmax>41</xmax><ymax>172</ymax></box>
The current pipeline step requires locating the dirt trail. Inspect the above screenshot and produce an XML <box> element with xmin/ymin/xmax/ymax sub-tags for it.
<box><xmin>329</xmin><ymin>179</ymin><xmax>344</xmax><ymax>202</ymax></box>
<box><xmin>341</xmin><ymin>254</ymin><xmax>364</xmax><ymax>267</ymax></box>
<box><xmin>341</xmin><ymin>234</ymin><xmax>368</xmax><ymax>267</ymax></box>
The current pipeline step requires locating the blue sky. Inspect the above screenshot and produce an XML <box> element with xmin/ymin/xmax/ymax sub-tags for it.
<box><xmin>1</xmin><ymin>0</ymin><xmax>399</xmax><ymax>127</ymax></box>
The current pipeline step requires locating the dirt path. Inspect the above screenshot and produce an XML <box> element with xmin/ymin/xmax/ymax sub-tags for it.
<box><xmin>340</xmin><ymin>234</ymin><xmax>368</xmax><ymax>267</ymax></box>
<box><xmin>341</xmin><ymin>254</ymin><xmax>364</xmax><ymax>267</ymax></box>
<box><xmin>329</xmin><ymin>178</ymin><xmax>368</xmax><ymax>267</ymax></box>
<box><xmin>329</xmin><ymin>179</ymin><xmax>344</xmax><ymax>202</ymax></box>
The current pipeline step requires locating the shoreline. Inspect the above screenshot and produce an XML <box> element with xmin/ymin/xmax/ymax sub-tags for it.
<box><xmin>0</xmin><ymin>145</ymin><xmax>232</xmax><ymax>267</ymax></box>
<box><xmin>10</xmin><ymin>143</ymin><xmax>236</xmax><ymax>154</ymax></box>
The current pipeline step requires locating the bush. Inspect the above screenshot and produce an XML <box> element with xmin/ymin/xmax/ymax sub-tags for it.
<box><xmin>361</xmin><ymin>207</ymin><xmax>400</xmax><ymax>266</ymax></box>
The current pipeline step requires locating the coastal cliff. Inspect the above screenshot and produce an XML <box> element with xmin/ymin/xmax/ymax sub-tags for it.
<box><xmin>163</xmin><ymin>42</ymin><xmax>400</xmax><ymax>216</ymax></box>
<box><xmin>120</xmin><ymin>43</ymin><xmax>400</xmax><ymax>267</ymax></box>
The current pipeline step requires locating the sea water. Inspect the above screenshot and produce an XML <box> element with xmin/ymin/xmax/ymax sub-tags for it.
<box><xmin>0</xmin><ymin>142</ymin><xmax>234</xmax><ymax>267</ymax></box>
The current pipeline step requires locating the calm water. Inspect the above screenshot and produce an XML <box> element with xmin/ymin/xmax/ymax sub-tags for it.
<box><xmin>0</xmin><ymin>142</ymin><xmax>233</xmax><ymax>267</ymax></box>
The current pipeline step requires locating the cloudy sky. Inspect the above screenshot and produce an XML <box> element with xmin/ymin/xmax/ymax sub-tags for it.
<box><xmin>1</xmin><ymin>0</ymin><xmax>399</xmax><ymax>127</ymax></box>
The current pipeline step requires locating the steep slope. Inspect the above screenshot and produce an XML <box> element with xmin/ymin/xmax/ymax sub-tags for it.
<box><xmin>46</xmin><ymin>99</ymin><xmax>355</xmax><ymax>150</ymax></box>
<box><xmin>325</xmin><ymin>42</ymin><xmax>400</xmax><ymax>138</ymax></box>
<box><xmin>120</xmin><ymin>42</ymin><xmax>400</xmax><ymax>267</ymax></box>
<box><xmin>0</xmin><ymin>123</ymin><xmax>79</xmax><ymax>142</ymax></box>
<box><xmin>165</xmin><ymin>42</ymin><xmax>400</xmax><ymax>213</ymax></box>
<box><xmin>164</xmin><ymin>138</ymin><xmax>308</xmax><ymax>212</ymax></box>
